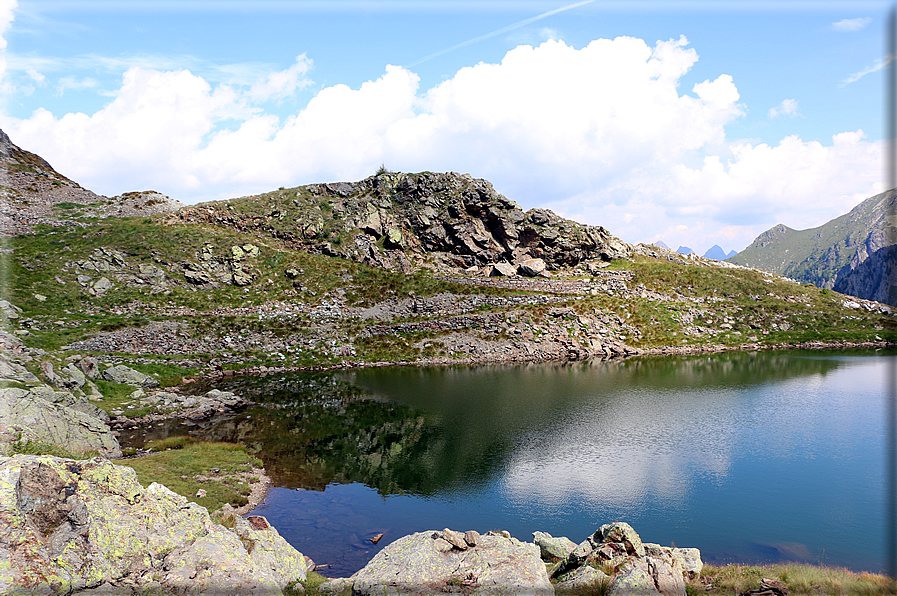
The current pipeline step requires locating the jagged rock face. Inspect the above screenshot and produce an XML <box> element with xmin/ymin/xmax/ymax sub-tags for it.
<box><xmin>183</xmin><ymin>171</ymin><xmax>632</xmax><ymax>273</ymax></box>
<box><xmin>321</xmin><ymin>172</ymin><xmax>632</xmax><ymax>270</ymax></box>
<box><xmin>834</xmin><ymin>244</ymin><xmax>897</xmax><ymax>306</ymax></box>
<box><xmin>0</xmin><ymin>455</ymin><xmax>308</xmax><ymax>595</ymax></box>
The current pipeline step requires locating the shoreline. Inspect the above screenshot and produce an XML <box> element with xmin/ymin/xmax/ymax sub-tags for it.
<box><xmin>183</xmin><ymin>337</ymin><xmax>897</xmax><ymax>383</ymax></box>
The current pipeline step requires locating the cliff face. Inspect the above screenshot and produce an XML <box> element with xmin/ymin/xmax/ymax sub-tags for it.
<box><xmin>178</xmin><ymin>171</ymin><xmax>632</xmax><ymax>275</ymax></box>
<box><xmin>728</xmin><ymin>189</ymin><xmax>897</xmax><ymax>304</ymax></box>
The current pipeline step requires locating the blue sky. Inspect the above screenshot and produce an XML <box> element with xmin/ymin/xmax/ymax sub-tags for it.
<box><xmin>0</xmin><ymin>1</ymin><xmax>890</xmax><ymax>254</ymax></box>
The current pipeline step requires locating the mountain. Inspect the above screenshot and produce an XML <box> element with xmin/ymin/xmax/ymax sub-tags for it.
<box><xmin>726</xmin><ymin>250</ymin><xmax>737</xmax><ymax>258</ymax></box>
<box><xmin>676</xmin><ymin>246</ymin><xmax>694</xmax><ymax>255</ymax></box>
<box><xmin>703</xmin><ymin>245</ymin><xmax>728</xmax><ymax>260</ymax></box>
<box><xmin>653</xmin><ymin>240</ymin><xmax>670</xmax><ymax>249</ymax></box>
<box><xmin>727</xmin><ymin>189</ymin><xmax>897</xmax><ymax>303</ymax></box>
<box><xmin>0</xmin><ymin>129</ymin><xmax>183</xmax><ymax>236</ymax></box>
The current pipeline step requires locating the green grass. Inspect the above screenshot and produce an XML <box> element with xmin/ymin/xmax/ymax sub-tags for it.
<box><xmin>125</xmin><ymin>441</ymin><xmax>262</xmax><ymax>511</ymax></box>
<box><xmin>91</xmin><ymin>378</ymin><xmax>148</xmax><ymax>416</ymax></box>
<box><xmin>692</xmin><ymin>563</ymin><xmax>894</xmax><ymax>596</ymax></box>
<box><xmin>9</xmin><ymin>436</ymin><xmax>98</xmax><ymax>459</ymax></box>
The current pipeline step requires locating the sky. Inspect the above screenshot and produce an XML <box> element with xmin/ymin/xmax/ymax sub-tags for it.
<box><xmin>0</xmin><ymin>0</ymin><xmax>891</xmax><ymax>255</ymax></box>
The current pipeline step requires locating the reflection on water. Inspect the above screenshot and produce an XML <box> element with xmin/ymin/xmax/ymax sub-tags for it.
<box><xmin>118</xmin><ymin>350</ymin><xmax>893</xmax><ymax>577</ymax></box>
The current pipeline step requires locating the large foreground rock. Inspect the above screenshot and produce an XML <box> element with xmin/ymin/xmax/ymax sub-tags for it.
<box><xmin>0</xmin><ymin>387</ymin><xmax>121</xmax><ymax>458</ymax></box>
<box><xmin>347</xmin><ymin>530</ymin><xmax>553</xmax><ymax>595</ymax></box>
<box><xmin>0</xmin><ymin>455</ymin><xmax>307</xmax><ymax>595</ymax></box>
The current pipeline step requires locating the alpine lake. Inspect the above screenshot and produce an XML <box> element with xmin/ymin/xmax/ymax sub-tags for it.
<box><xmin>119</xmin><ymin>349</ymin><xmax>895</xmax><ymax>578</ymax></box>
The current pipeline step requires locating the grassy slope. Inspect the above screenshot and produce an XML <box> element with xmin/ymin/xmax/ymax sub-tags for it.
<box><xmin>7</xmin><ymin>213</ymin><xmax>897</xmax><ymax>376</ymax></box>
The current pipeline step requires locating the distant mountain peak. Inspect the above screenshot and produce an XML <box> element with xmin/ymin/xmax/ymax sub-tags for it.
<box><xmin>703</xmin><ymin>245</ymin><xmax>727</xmax><ymax>261</ymax></box>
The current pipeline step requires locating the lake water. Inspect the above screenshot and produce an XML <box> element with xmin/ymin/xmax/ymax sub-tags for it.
<box><xmin>125</xmin><ymin>349</ymin><xmax>895</xmax><ymax>577</ymax></box>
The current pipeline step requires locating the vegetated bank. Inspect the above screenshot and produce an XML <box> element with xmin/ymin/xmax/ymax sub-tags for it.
<box><xmin>2</xmin><ymin>127</ymin><xmax>896</xmax><ymax>594</ymax></box>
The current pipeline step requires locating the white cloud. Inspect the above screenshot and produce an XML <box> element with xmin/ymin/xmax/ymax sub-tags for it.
<box><xmin>832</xmin><ymin>17</ymin><xmax>872</xmax><ymax>32</ymax></box>
<box><xmin>55</xmin><ymin>75</ymin><xmax>98</xmax><ymax>95</ymax></box>
<box><xmin>768</xmin><ymin>98</ymin><xmax>798</xmax><ymax>118</ymax></box>
<box><xmin>840</xmin><ymin>56</ymin><xmax>893</xmax><ymax>87</ymax></box>
<box><xmin>247</xmin><ymin>54</ymin><xmax>312</xmax><ymax>102</ymax></box>
<box><xmin>25</xmin><ymin>68</ymin><xmax>44</xmax><ymax>84</ymax></box>
<box><xmin>0</xmin><ymin>34</ymin><xmax>881</xmax><ymax>254</ymax></box>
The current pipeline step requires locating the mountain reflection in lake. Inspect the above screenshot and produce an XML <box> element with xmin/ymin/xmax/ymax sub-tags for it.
<box><xmin>119</xmin><ymin>350</ymin><xmax>892</xmax><ymax>577</ymax></box>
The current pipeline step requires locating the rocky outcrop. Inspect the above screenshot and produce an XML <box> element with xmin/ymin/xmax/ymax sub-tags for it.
<box><xmin>179</xmin><ymin>171</ymin><xmax>632</xmax><ymax>274</ymax></box>
<box><xmin>318</xmin><ymin>522</ymin><xmax>700</xmax><ymax>595</ymax></box>
<box><xmin>0</xmin><ymin>455</ymin><xmax>309</xmax><ymax>595</ymax></box>
<box><xmin>550</xmin><ymin>522</ymin><xmax>701</xmax><ymax>596</ymax></box>
<box><xmin>0</xmin><ymin>386</ymin><xmax>121</xmax><ymax>458</ymax></box>
<box><xmin>324</xmin><ymin>529</ymin><xmax>553</xmax><ymax>595</ymax></box>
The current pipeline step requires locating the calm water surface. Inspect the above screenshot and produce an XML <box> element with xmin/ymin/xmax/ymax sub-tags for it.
<box><xmin>124</xmin><ymin>350</ymin><xmax>893</xmax><ymax>577</ymax></box>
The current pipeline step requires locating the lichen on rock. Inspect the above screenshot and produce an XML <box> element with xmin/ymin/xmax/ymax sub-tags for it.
<box><xmin>0</xmin><ymin>455</ymin><xmax>307</xmax><ymax>595</ymax></box>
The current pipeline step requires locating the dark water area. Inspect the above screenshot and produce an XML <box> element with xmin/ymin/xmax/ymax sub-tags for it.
<box><xmin>119</xmin><ymin>349</ymin><xmax>895</xmax><ymax>578</ymax></box>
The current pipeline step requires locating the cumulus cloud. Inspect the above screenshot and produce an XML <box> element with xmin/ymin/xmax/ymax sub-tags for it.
<box><xmin>0</xmin><ymin>34</ymin><xmax>881</xmax><ymax>253</ymax></box>
<box><xmin>247</xmin><ymin>54</ymin><xmax>312</xmax><ymax>103</ymax></box>
<box><xmin>832</xmin><ymin>17</ymin><xmax>872</xmax><ymax>32</ymax></box>
<box><xmin>768</xmin><ymin>98</ymin><xmax>798</xmax><ymax>118</ymax></box>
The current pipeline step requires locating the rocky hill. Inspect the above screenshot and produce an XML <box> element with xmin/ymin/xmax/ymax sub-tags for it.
<box><xmin>0</xmin><ymin>129</ymin><xmax>183</xmax><ymax>236</ymax></box>
<box><xmin>727</xmin><ymin>189</ymin><xmax>897</xmax><ymax>303</ymax></box>
<box><xmin>175</xmin><ymin>171</ymin><xmax>631</xmax><ymax>277</ymax></box>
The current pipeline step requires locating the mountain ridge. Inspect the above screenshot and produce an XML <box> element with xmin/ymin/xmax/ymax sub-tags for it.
<box><xmin>727</xmin><ymin>189</ymin><xmax>897</xmax><ymax>303</ymax></box>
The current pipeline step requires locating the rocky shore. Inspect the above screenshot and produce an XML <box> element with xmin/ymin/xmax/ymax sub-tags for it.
<box><xmin>0</xmin><ymin>456</ymin><xmax>699</xmax><ymax>596</ymax></box>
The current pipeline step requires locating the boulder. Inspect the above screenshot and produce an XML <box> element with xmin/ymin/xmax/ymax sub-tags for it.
<box><xmin>533</xmin><ymin>530</ymin><xmax>578</xmax><ymax>560</ymax></box>
<box><xmin>608</xmin><ymin>560</ymin><xmax>662</xmax><ymax>596</ymax></box>
<box><xmin>349</xmin><ymin>530</ymin><xmax>553</xmax><ymax>595</ymax></box>
<box><xmin>441</xmin><ymin>527</ymin><xmax>469</xmax><ymax>550</ymax></box>
<box><xmin>0</xmin><ymin>455</ymin><xmax>307</xmax><ymax>594</ymax></box>
<box><xmin>76</xmin><ymin>357</ymin><xmax>101</xmax><ymax>379</ymax></box>
<box><xmin>102</xmin><ymin>364</ymin><xmax>159</xmax><ymax>388</ymax></box>
<box><xmin>597</xmin><ymin>521</ymin><xmax>646</xmax><ymax>557</ymax></box>
<box><xmin>643</xmin><ymin>543</ymin><xmax>703</xmax><ymax>578</ymax></box>
<box><xmin>59</xmin><ymin>363</ymin><xmax>86</xmax><ymax>391</ymax></box>
<box><xmin>232</xmin><ymin>270</ymin><xmax>253</xmax><ymax>286</ymax></box>
<box><xmin>0</xmin><ymin>386</ymin><xmax>121</xmax><ymax>457</ymax></box>
<box><xmin>489</xmin><ymin>262</ymin><xmax>517</xmax><ymax>277</ymax></box>
<box><xmin>0</xmin><ymin>299</ymin><xmax>22</xmax><ymax>320</ymax></box>
<box><xmin>518</xmin><ymin>258</ymin><xmax>547</xmax><ymax>277</ymax></box>
<box><xmin>464</xmin><ymin>529</ymin><xmax>481</xmax><ymax>547</ymax></box>
<box><xmin>556</xmin><ymin>565</ymin><xmax>609</xmax><ymax>590</ymax></box>
<box><xmin>91</xmin><ymin>277</ymin><xmax>113</xmax><ymax>296</ymax></box>
<box><xmin>648</xmin><ymin>557</ymin><xmax>686</xmax><ymax>596</ymax></box>
<box><xmin>0</xmin><ymin>356</ymin><xmax>40</xmax><ymax>384</ymax></box>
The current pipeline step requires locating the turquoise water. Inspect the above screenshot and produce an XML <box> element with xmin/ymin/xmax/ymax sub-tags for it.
<box><xmin>140</xmin><ymin>350</ymin><xmax>894</xmax><ymax>577</ymax></box>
